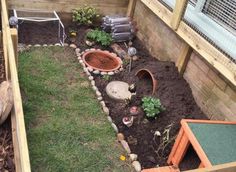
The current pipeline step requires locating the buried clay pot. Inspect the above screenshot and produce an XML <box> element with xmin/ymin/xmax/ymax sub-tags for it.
<box><xmin>82</xmin><ymin>49</ymin><xmax>122</xmax><ymax>72</ymax></box>
<box><xmin>122</xmin><ymin>116</ymin><xmax>134</xmax><ymax>127</ymax></box>
<box><xmin>129</xmin><ymin>106</ymin><xmax>140</xmax><ymax>116</ymax></box>
<box><xmin>135</xmin><ymin>69</ymin><xmax>157</xmax><ymax>95</ymax></box>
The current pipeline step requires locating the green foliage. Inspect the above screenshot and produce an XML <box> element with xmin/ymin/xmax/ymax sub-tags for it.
<box><xmin>102</xmin><ymin>74</ymin><xmax>111</xmax><ymax>81</ymax></box>
<box><xmin>86</xmin><ymin>29</ymin><xmax>113</xmax><ymax>46</ymax></box>
<box><xmin>142</xmin><ymin>97</ymin><xmax>165</xmax><ymax>118</ymax></box>
<box><xmin>72</xmin><ymin>5</ymin><xmax>99</xmax><ymax>25</ymax></box>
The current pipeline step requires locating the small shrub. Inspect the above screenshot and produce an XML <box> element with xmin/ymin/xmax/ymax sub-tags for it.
<box><xmin>72</xmin><ymin>5</ymin><xmax>99</xmax><ymax>25</ymax></box>
<box><xmin>142</xmin><ymin>97</ymin><xmax>165</xmax><ymax>118</ymax></box>
<box><xmin>86</xmin><ymin>29</ymin><xmax>113</xmax><ymax>46</ymax></box>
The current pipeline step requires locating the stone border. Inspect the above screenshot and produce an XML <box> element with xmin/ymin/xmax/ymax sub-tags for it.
<box><xmin>75</xmin><ymin>48</ymin><xmax>142</xmax><ymax>172</ymax></box>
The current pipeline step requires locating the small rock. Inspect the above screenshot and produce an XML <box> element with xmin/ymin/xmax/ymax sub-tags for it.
<box><xmin>132</xmin><ymin>161</ymin><xmax>141</xmax><ymax>172</ymax></box>
<box><xmin>107</xmin><ymin>116</ymin><xmax>113</xmax><ymax>123</ymax></box>
<box><xmin>129</xmin><ymin>154</ymin><xmax>138</xmax><ymax>161</ymax></box>
<box><xmin>83</xmin><ymin>67</ymin><xmax>88</xmax><ymax>72</ymax></box>
<box><xmin>27</xmin><ymin>44</ymin><xmax>32</xmax><ymax>47</ymax></box>
<box><xmin>96</xmin><ymin>91</ymin><xmax>102</xmax><ymax>97</ymax></box>
<box><xmin>93</xmin><ymin>70</ymin><xmax>100</xmax><ymax>75</ymax></box>
<box><xmin>63</xmin><ymin>43</ymin><xmax>69</xmax><ymax>46</ymax></box>
<box><xmin>120</xmin><ymin>140</ymin><xmax>131</xmax><ymax>154</ymax></box>
<box><xmin>77</xmin><ymin>56</ymin><xmax>82</xmax><ymax>60</ymax></box>
<box><xmin>111</xmin><ymin>123</ymin><xmax>118</xmax><ymax>133</ymax></box>
<box><xmin>79</xmin><ymin>60</ymin><xmax>83</xmax><ymax>64</ymax></box>
<box><xmin>117</xmin><ymin>133</ymin><xmax>125</xmax><ymax>141</ymax></box>
<box><xmin>82</xmin><ymin>63</ymin><xmax>86</xmax><ymax>68</ymax></box>
<box><xmin>90</xmin><ymin>48</ymin><xmax>96</xmax><ymax>51</ymax></box>
<box><xmin>86</xmin><ymin>71</ymin><xmax>91</xmax><ymax>76</ymax></box>
<box><xmin>114</xmin><ymin>70</ymin><xmax>119</xmax><ymax>74</ymax></box>
<box><xmin>87</xmin><ymin>67</ymin><xmax>93</xmax><ymax>72</ymax></box>
<box><xmin>101</xmin><ymin>72</ymin><xmax>108</xmax><ymax>75</ymax></box>
<box><xmin>88</xmin><ymin>76</ymin><xmax>94</xmax><ymax>80</ymax></box>
<box><xmin>108</xmin><ymin>71</ymin><xmax>114</xmax><ymax>76</ymax></box>
<box><xmin>100</xmin><ymin>101</ymin><xmax>105</xmax><ymax>107</ymax></box>
<box><xmin>91</xmin><ymin>80</ymin><xmax>95</xmax><ymax>86</ymax></box>
<box><xmin>128</xmin><ymin>41</ymin><xmax>133</xmax><ymax>47</ymax></box>
<box><xmin>132</xmin><ymin>55</ymin><xmax>139</xmax><ymax>61</ymax></box>
<box><xmin>70</xmin><ymin>44</ymin><xmax>77</xmax><ymax>49</ymax></box>
<box><xmin>103</xmin><ymin>106</ymin><xmax>109</xmax><ymax>115</ymax></box>
<box><xmin>85</xmin><ymin>40</ymin><xmax>95</xmax><ymax>46</ymax></box>
<box><xmin>119</xmin><ymin>67</ymin><xmax>124</xmax><ymax>72</ymax></box>
<box><xmin>55</xmin><ymin>43</ymin><xmax>61</xmax><ymax>46</ymax></box>
<box><xmin>97</xmin><ymin>96</ymin><xmax>103</xmax><ymax>101</ymax></box>
<box><xmin>154</xmin><ymin>131</ymin><xmax>161</xmax><ymax>137</ymax></box>
<box><xmin>75</xmin><ymin>48</ymin><xmax>81</xmax><ymax>55</ymax></box>
<box><xmin>92</xmin><ymin>86</ymin><xmax>98</xmax><ymax>91</ymax></box>
<box><xmin>34</xmin><ymin>44</ymin><xmax>41</xmax><ymax>47</ymax></box>
<box><xmin>49</xmin><ymin>44</ymin><xmax>54</xmax><ymax>47</ymax></box>
<box><xmin>43</xmin><ymin>44</ymin><xmax>48</xmax><ymax>47</ymax></box>
<box><xmin>85</xmin><ymin>49</ymin><xmax>90</xmax><ymax>52</ymax></box>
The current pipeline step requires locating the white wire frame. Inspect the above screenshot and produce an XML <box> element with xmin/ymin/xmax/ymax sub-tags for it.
<box><xmin>13</xmin><ymin>9</ymin><xmax>66</xmax><ymax>46</ymax></box>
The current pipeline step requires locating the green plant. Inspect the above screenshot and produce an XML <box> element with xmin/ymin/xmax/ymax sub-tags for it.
<box><xmin>86</xmin><ymin>29</ymin><xmax>113</xmax><ymax>46</ymax></box>
<box><xmin>72</xmin><ymin>5</ymin><xmax>99</xmax><ymax>25</ymax></box>
<box><xmin>102</xmin><ymin>74</ymin><xmax>111</xmax><ymax>81</ymax></box>
<box><xmin>142</xmin><ymin>97</ymin><xmax>165</xmax><ymax>118</ymax></box>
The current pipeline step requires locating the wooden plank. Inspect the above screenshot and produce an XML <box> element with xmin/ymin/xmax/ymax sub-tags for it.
<box><xmin>1</xmin><ymin>0</ymin><xmax>31</xmax><ymax>171</ymax></box>
<box><xmin>176</xmin><ymin>43</ymin><xmax>193</xmax><ymax>75</ymax></box>
<box><xmin>11</xmin><ymin>107</ymin><xmax>21</xmax><ymax>172</ymax></box>
<box><xmin>171</xmin><ymin>0</ymin><xmax>188</xmax><ymax>30</ymax></box>
<box><xmin>10</xmin><ymin>29</ymin><xmax>18</xmax><ymax>67</ymax></box>
<box><xmin>185</xmin><ymin>161</ymin><xmax>236</xmax><ymax>172</ymax></box>
<box><xmin>141</xmin><ymin>0</ymin><xmax>172</xmax><ymax>27</ymax></box>
<box><xmin>127</xmin><ymin>0</ymin><xmax>137</xmax><ymax>18</ymax></box>
<box><xmin>141</xmin><ymin>0</ymin><xmax>236</xmax><ymax>87</ymax></box>
<box><xmin>8</xmin><ymin>0</ymin><xmax>129</xmax><ymax>14</ymax></box>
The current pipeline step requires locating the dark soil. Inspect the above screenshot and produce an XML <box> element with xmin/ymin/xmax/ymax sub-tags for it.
<box><xmin>0</xmin><ymin>56</ymin><xmax>15</xmax><ymax>172</ymax></box>
<box><xmin>93</xmin><ymin>38</ymin><xmax>208</xmax><ymax>169</ymax></box>
<box><xmin>18</xmin><ymin>21</ymin><xmax>207</xmax><ymax>170</ymax></box>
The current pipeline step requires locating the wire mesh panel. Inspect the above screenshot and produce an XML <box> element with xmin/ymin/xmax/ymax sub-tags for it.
<box><xmin>183</xmin><ymin>0</ymin><xmax>236</xmax><ymax>68</ymax></box>
<box><xmin>202</xmin><ymin>0</ymin><xmax>236</xmax><ymax>36</ymax></box>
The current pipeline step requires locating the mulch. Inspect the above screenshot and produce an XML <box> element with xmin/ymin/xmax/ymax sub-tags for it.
<box><xmin>0</xmin><ymin>55</ymin><xmax>15</xmax><ymax>172</ymax></box>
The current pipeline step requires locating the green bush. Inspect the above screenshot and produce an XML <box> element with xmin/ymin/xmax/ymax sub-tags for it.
<box><xmin>142</xmin><ymin>97</ymin><xmax>165</xmax><ymax>118</ymax></box>
<box><xmin>86</xmin><ymin>29</ymin><xmax>113</xmax><ymax>46</ymax></box>
<box><xmin>72</xmin><ymin>5</ymin><xmax>99</xmax><ymax>25</ymax></box>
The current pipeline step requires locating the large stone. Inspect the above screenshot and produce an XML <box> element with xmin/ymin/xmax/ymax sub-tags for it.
<box><xmin>93</xmin><ymin>70</ymin><xmax>100</xmax><ymax>75</ymax></box>
<box><xmin>111</xmin><ymin>123</ymin><xmax>118</xmax><ymax>133</ymax></box>
<box><xmin>132</xmin><ymin>161</ymin><xmax>141</xmax><ymax>172</ymax></box>
<box><xmin>0</xmin><ymin>81</ymin><xmax>13</xmax><ymax>125</ymax></box>
<box><xmin>117</xmin><ymin>133</ymin><xmax>125</xmax><ymax>141</ymax></box>
<box><xmin>70</xmin><ymin>44</ymin><xmax>77</xmax><ymax>49</ymax></box>
<box><xmin>106</xmin><ymin>81</ymin><xmax>132</xmax><ymax>100</ymax></box>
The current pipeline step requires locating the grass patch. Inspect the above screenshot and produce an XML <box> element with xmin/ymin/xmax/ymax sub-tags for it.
<box><xmin>19</xmin><ymin>47</ymin><xmax>133</xmax><ymax>172</ymax></box>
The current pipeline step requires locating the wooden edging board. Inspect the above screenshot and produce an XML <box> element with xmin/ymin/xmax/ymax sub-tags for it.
<box><xmin>141</xmin><ymin>0</ymin><xmax>236</xmax><ymax>87</ymax></box>
<box><xmin>1</xmin><ymin>0</ymin><xmax>31</xmax><ymax>171</ymax></box>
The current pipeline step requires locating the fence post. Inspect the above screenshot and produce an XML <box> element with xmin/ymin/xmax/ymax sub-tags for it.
<box><xmin>171</xmin><ymin>0</ymin><xmax>188</xmax><ymax>30</ymax></box>
<box><xmin>127</xmin><ymin>0</ymin><xmax>137</xmax><ymax>18</ymax></box>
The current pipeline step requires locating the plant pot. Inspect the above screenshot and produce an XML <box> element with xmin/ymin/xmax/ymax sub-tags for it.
<box><xmin>135</xmin><ymin>69</ymin><xmax>157</xmax><ymax>95</ymax></box>
<box><xmin>122</xmin><ymin>116</ymin><xmax>134</xmax><ymax>127</ymax></box>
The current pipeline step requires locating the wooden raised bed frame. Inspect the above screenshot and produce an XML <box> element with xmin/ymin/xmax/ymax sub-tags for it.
<box><xmin>1</xmin><ymin>0</ymin><xmax>31</xmax><ymax>171</ymax></box>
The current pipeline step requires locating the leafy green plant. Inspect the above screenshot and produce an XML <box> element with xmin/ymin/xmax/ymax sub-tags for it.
<box><xmin>142</xmin><ymin>97</ymin><xmax>165</xmax><ymax>118</ymax></box>
<box><xmin>86</xmin><ymin>29</ymin><xmax>113</xmax><ymax>46</ymax></box>
<box><xmin>72</xmin><ymin>5</ymin><xmax>99</xmax><ymax>25</ymax></box>
<box><xmin>102</xmin><ymin>74</ymin><xmax>111</xmax><ymax>81</ymax></box>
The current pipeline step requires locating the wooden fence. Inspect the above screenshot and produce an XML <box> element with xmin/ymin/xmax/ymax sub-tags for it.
<box><xmin>1</xmin><ymin>0</ymin><xmax>31</xmax><ymax>171</ymax></box>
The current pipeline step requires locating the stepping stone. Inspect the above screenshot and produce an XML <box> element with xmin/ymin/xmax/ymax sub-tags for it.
<box><xmin>106</xmin><ymin>81</ymin><xmax>132</xmax><ymax>100</ymax></box>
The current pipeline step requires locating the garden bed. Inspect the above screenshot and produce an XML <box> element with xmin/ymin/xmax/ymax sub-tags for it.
<box><xmin>18</xmin><ymin>21</ymin><xmax>208</xmax><ymax>170</ymax></box>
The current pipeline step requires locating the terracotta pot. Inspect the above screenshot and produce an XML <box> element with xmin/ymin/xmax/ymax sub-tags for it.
<box><xmin>82</xmin><ymin>49</ymin><xmax>122</xmax><ymax>72</ymax></box>
<box><xmin>122</xmin><ymin>116</ymin><xmax>134</xmax><ymax>127</ymax></box>
<box><xmin>135</xmin><ymin>69</ymin><xmax>157</xmax><ymax>95</ymax></box>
